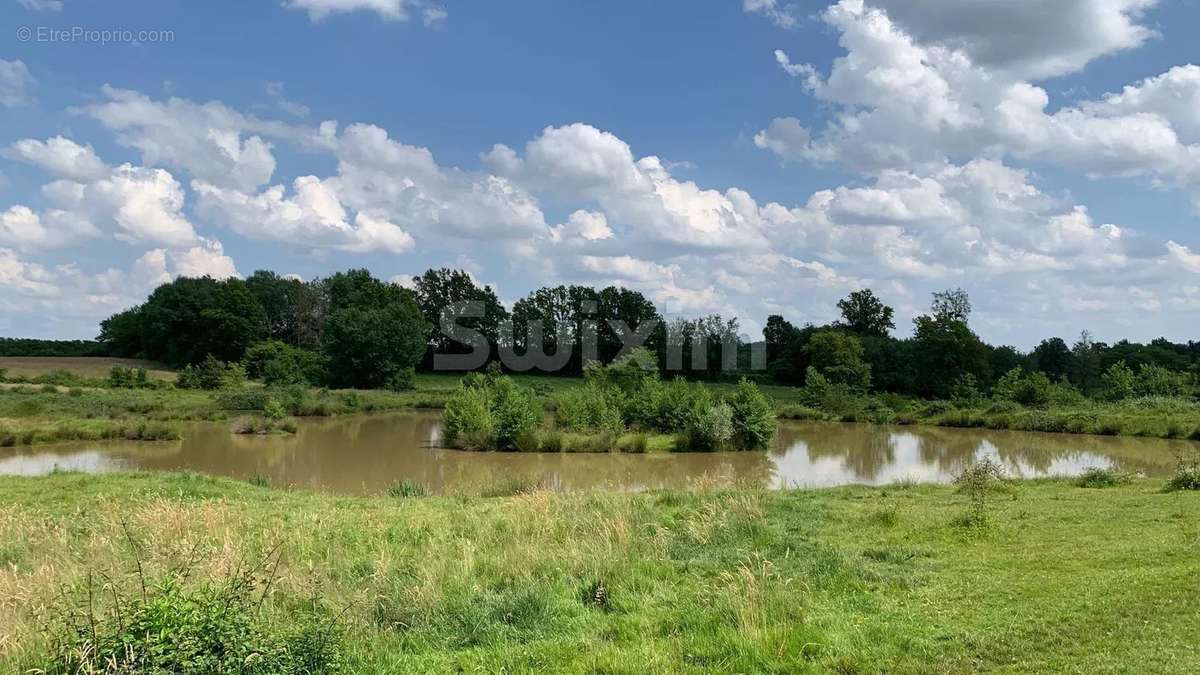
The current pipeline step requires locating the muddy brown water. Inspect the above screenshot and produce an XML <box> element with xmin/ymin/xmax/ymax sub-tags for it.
<box><xmin>0</xmin><ymin>411</ymin><xmax>1189</xmax><ymax>494</ymax></box>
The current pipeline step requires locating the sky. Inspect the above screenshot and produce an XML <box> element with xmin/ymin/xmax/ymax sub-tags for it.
<box><xmin>1</xmin><ymin>0</ymin><xmax>1199</xmax><ymax>349</ymax></box>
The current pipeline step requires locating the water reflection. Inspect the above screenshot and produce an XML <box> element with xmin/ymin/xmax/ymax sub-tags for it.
<box><xmin>0</xmin><ymin>412</ymin><xmax>1187</xmax><ymax>494</ymax></box>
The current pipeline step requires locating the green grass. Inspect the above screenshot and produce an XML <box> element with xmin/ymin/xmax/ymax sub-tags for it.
<box><xmin>0</xmin><ymin>472</ymin><xmax>1196</xmax><ymax>673</ymax></box>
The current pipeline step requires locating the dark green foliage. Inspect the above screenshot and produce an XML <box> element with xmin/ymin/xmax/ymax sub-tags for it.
<box><xmin>413</xmin><ymin>267</ymin><xmax>509</xmax><ymax>368</ymax></box>
<box><xmin>836</xmin><ymin>289</ymin><xmax>895</xmax><ymax>337</ymax></box>
<box><xmin>243</xmin><ymin>340</ymin><xmax>327</xmax><ymax>386</ymax></box>
<box><xmin>804</xmin><ymin>330</ymin><xmax>871</xmax><ymax>389</ymax></box>
<box><xmin>0</xmin><ymin>338</ymin><xmax>103</xmax><ymax>357</ymax></box>
<box><xmin>385</xmin><ymin>367</ymin><xmax>416</xmax><ymax>392</ymax></box>
<box><xmin>321</xmin><ymin>270</ymin><xmax>429</xmax><ymax>390</ymax></box>
<box><xmin>177</xmin><ymin>355</ymin><xmax>246</xmax><ymax>390</ymax></box>
<box><xmin>912</xmin><ymin>313</ymin><xmax>991</xmax><ymax>399</ymax></box>
<box><xmin>1031</xmin><ymin>337</ymin><xmax>1074</xmax><ymax>381</ymax></box>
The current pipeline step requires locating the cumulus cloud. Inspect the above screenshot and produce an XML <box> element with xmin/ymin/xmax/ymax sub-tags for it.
<box><xmin>285</xmin><ymin>0</ymin><xmax>447</xmax><ymax>23</ymax></box>
<box><xmin>78</xmin><ymin>86</ymin><xmax>291</xmax><ymax>191</ymax></box>
<box><xmin>756</xmin><ymin>1</ymin><xmax>1200</xmax><ymax>206</ymax></box>
<box><xmin>0</xmin><ymin>60</ymin><xmax>35</xmax><ymax>107</ymax></box>
<box><xmin>192</xmin><ymin>175</ymin><xmax>415</xmax><ymax>254</ymax></box>
<box><xmin>7</xmin><ymin>137</ymin><xmax>110</xmax><ymax>182</ymax></box>
<box><xmin>486</xmin><ymin>123</ymin><xmax>771</xmax><ymax>254</ymax></box>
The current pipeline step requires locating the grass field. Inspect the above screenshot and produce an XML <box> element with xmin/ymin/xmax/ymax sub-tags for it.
<box><xmin>0</xmin><ymin>356</ymin><xmax>177</xmax><ymax>382</ymax></box>
<box><xmin>0</xmin><ymin>471</ymin><xmax>1195</xmax><ymax>673</ymax></box>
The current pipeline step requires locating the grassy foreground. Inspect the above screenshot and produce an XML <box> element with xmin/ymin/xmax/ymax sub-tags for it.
<box><xmin>0</xmin><ymin>472</ymin><xmax>1196</xmax><ymax>673</ymax></box>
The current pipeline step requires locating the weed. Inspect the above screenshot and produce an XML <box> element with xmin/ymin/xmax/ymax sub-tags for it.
<box><xmin>1074</xmin><ymin>467</ymin><xmax>1133</xmax><ymax>488</ymax></box>
<box><xmin>387</xmin><ymin>478</ymin><xmax>428</xmax><ymax>498</ymax></box>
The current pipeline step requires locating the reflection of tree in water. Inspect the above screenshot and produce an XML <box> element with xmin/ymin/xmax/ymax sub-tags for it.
<box><xmin>772</xmin><ymin>421</ymin><xmax>1182</xmax><ymax>484</ymax></box>
<box><xmin>775</xmin><ymin>423</ymin><xmax>897</xmax><ymax>481</ymax></box>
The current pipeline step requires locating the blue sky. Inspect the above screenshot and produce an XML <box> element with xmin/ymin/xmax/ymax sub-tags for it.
<box><xmin>2</xmin><ymin>0</ymin><xmax>1199</xmax><ymax>348</ymax></box>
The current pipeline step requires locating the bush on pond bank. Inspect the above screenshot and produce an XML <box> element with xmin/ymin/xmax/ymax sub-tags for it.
<box><xmin>441</xmin><ymin>352</ymin><xmax>776</xmax><ymax>453</ymax></box>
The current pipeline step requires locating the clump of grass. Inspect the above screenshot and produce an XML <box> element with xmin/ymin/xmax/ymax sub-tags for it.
<box><xmin>387</xmin><ymin>478</ymin><xmax>427</xmax><ymax>498</ymax></box>
<box><xmin>476</xmin><ymin>474</ymin><xmax>545</xmax><ymax>497</ymax></box>
<box><xmin>42</xmin><ymin>536</ymin><xmax>342</xmax><ymax>675</ymax></box>
<box><xmin>952</xmin><ymin>457</ymin><xmax>1009</xmax><ymax>528</ymax></box>
<box><xmin>1074</xmin><ymin>467</ymin><xmax>1133</xmax><ymax>488</ymax></box>
<box><xmin>864</xmin><ymin>502</ymin><xmax>900</xmax><ymax>528</ymax></box>
<box><xmin>248</xmin><ymin>473</ymin><xmax>271</xmax><ymax>488</ymax></box>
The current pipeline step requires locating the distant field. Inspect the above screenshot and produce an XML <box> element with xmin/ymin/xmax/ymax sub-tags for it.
<box><xmin>0</xmin><ymin>356</ymin><xmax>176</xmax><ymax>381</ymax></box>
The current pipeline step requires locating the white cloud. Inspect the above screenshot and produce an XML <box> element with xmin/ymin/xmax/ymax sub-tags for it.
<box><xmin>0</xmin><ymin>60</ymin><xmax>34</xmax><ymax>107</ymax></box>
<box><xmin>756</xmin><ymin>1</ymin><xmax>1200</xmax><ymax>206</ymax></box>
<box><xmin>18</xmin><ymin>0</ymin><xmax>63</xmax><ymax>10</ymax></box>
<box><xmin>0</xmin><ymin>205</ymin><xmax>100</xmax><ymax>251</ymax></box>
<box><xmin>743</xmin><ymin>0</ymin><xmax>799</xmax><ymax>28</ymax></box>
<box><xmin>79</xmin><ymin>86</ymin><xmax>287</xmax><ymax>191</ymax></box>
<box><xmin>192</xmin><ymin>175</ymin><xmax>415</xmax><ymax>254</ymax></box>
<box><xmin>285</xmin><ymin>0</ymin><xmax>446</xmax><ymax>23</ymax></box>
<box><xmin>170</xmin><ymin>238</ymin><xmax>239</xmax><ymax>279</ymax></box>
<box><xmin>7</xmin><ymin>137</ymin><xmax>110</xmax><ymax>181</ymax></box>
<box><xmin>487</xmin><ymin>123</ymin><xmax>771</xmax><ymax>253</ymax></box>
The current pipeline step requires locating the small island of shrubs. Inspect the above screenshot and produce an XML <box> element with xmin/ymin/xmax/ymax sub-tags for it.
<box><xmin>441</xmin><ymin>349</ymin><xmax>776</xmax><ymax>453</ymax></box>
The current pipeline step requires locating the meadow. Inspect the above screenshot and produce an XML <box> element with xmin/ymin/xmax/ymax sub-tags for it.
<box><xmin>0</xmin><ymin>471</ymin><xmax>1195</xmax><ymax>673</ymax></box>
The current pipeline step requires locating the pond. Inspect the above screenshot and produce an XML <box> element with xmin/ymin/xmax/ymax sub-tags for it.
<box><xmin>0</xmin><ymin>411</ymin><xmax>1189</xmax><ymax>494</ymax></box>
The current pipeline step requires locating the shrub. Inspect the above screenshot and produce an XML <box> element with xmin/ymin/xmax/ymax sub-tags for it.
<box><xmin>243</xmin><ymin>340</ymin><xmax>327</xmax><ymax>386</ymax></box>
<box><xmin>949</xmin><ymin>373</ymin><xmax>982</xmax><ymax>406</ymax></box>
<box><xmin>1100</xmin><ymin>361</ymin><xmax>1137</xmax><ymax>401</ymax></box>
<box><xmin>442</xmin><ymin>374</ymin><xmax>539</xmax><ymax>451</ymax></box>
<box><xmin>1165</xmin><ymin>449</ymin><xmax>1200</xmax><ymax>492</ymax></box>
<box><xmin>645</xmin><ymin>378</ymin><xmax>709</xmax><ymax>433</ymax></box>
<box><xmin>385</xmin><ymin>367</ymin><xmax>416</xmax><ymax>392</ymax></box>
<box><xmin>556</xmin><ymin>384</ymin><xmax>622</xmax><ymax>432</ymax></box>
<box><xmin>686</xmin><ymin>401</ymin><xmax>734</xmax><ymax>450</ymax></box>
<box><xmin>953</xmin><ymin>457</ymin><xmax>1008</xmax><ymax>528</ymax></box>
<box><xmin>215</xmin><ymin>389</ymin><xmax>270</xmax><ymax>411</ymax></box>
<box><xmin>1136</xmin><ymin>364</ymin><xmax>1188</xmax><ymax>397</ymax></box>
<box><xmin>177</xmin><ymin>355</ymin><xmax>245</xmax><ymax>390</ymax></box>
<box><xmin>726</xmin><ymin>378</ymin><xmax>776</xmax><ymax>450</ymax></box>
<box><xmin>108</xmin><ymin>366</ymin><xmax>151</xmax><ymax>389</ymax></box>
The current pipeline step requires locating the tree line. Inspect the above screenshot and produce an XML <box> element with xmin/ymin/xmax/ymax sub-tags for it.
<box><xmin>7</xmin><ymin>267</ymin><xmax>1194</xmax><ymax>396</ymax></box>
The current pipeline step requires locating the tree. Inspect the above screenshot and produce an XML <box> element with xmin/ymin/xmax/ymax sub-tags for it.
<box><xmin>320</xmin><ymin>270</ymin><xmax>430</xmax><ymax>389</ymax></box>
<box><xmin>98</xmin><ymin>306</ymin><xmax>145</xmax><ymax>358</ymax></box>
<box><xmin>413</xmin><ymin>268</ymin><xmax>508</xmax><ymax>368</ymax></box>
<box><xmin>1070</xmin><ymin>330</ymin><xmax>1105</xmax><ymax>393</ymax></box>
<box><xmin>131</xmin><ymin>276</ymin><xmax>265</xmax><ymax>366</ymax></box>
<box><xmin>1031</xmin><ymin>337</ymin><xmax>1073</xmax><ymax>381</ymax></box>
<box><xmin>804</xmin><ymin>330</ymin><xmax>871</xmax><ymax>389</ymax></box>
<box><xmin>245</xmin><ymin>270</ymin><xmax>308</xmax><ymax>343</ymax></box>
<box><xmin>931</xmin><ymin>288</ymin><xmax>972</xmax><ymax>323</ymax></box>
<box><xmin>837</xmin><ymin>289</ymin><xmax>895</xmax><ymax>337</ymax></box>
<box><xmin>911</xmin><ymin>313</ymin><xmax>990</xmax><ymax>398</ymax></box>
<box><xmin>595</xmin><ymin>286</ymin><xmax>663</xmax><ymax>364</ymax></box>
